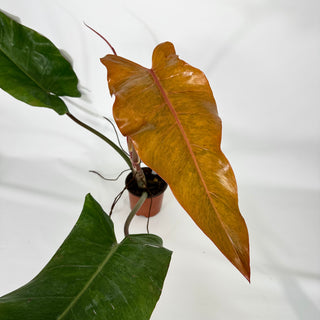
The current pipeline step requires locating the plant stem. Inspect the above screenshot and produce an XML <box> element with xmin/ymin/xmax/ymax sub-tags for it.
<box><xmin>127</xmin><ymin>137</ymin><xmax>147</xmax><ymax>189</ymax></box>
<box><xmin>124</xmin><ymin>191</ymin><xmax>148</xmax><ymax>237</ymax></box>
<box><xmin>66</xmin><ymin>113</ymin><xmax>132</xmax><ymax>170</ymax></box>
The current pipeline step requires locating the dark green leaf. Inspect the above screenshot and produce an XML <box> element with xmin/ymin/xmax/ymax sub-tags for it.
<box><xmin>0</xmin><ymin>11</ymin><xmax>81</xmax><ymax>115</ymax></box>
<box><xmin>0</xmin><ymin>194</ymin><xmax>172</xmax><ymax>320</ymax></box>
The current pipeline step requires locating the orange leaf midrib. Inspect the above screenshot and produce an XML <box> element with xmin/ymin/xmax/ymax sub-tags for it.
<box><xmin>148</xmin><ymin>68</ymin><xmax>230</xmax><ymax>235</ymax></box>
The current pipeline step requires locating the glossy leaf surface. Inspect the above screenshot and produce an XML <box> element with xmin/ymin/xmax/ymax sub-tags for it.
<box><xmin>101</xmin><ymin>42</ymin><xmax>250</xmax><ymax>280</ymax></box>
<box><xmin>0</xmin><ymin>194</ymin><xmax>172</xmax><ymax>319</ymax></box>
<box><xmin>0</xmin><ymin>11</ymin><xmax>80</xmax><ymax>115</ymax></box>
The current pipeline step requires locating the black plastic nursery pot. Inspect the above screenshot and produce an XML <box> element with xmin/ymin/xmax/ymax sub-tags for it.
<box><xmin>125</xmin><ymin>167</ymin><xmax>168</xmax><ymax>217</ymax></box>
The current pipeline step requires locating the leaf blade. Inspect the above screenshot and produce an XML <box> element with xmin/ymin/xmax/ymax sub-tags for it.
<box><xmin>101</xmin><ymin>42</ymin><xmax>250</xmax><ymax>280</ymax></box>
<box><xmin>0</xmin><ymin>194</ymin><xmax>172</xmax><ymax>320</ymax></box>
<box><xmin>0</xmin><ymin>11</ymin><xmax>80</xmax><ymax>114</ymax></box>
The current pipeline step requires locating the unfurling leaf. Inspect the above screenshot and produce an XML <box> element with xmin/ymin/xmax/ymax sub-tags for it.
<box><xmin>0</xmin><ymin>10</ymin><xmax>80</xmax><ymax>115</ymax></box>
<box><xmin>101</xmin><ymin>42</ymin><xmax>250</xmax><ymax>281</ymax></box>
<box><xmin>0</xmin><ymin>194</ymin><xmax>172</xmax><ymax>319</ymax></box>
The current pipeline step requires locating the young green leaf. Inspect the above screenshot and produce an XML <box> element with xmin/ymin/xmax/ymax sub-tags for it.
<box><xmin>0</xmin><ymin>11</ymin><xmax>80</xmax><ymax>115</ymax></box>
<box><xmin>0</xmin><ymin>194</ymin><xmax>172</xmax><ymax>320</ymax></box>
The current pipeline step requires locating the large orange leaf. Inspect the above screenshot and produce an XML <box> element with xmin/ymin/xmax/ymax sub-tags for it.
<box><xmin>101</xmin><ymin>42</ymin><xmax>250</xmax><ymax>281</ymax></box>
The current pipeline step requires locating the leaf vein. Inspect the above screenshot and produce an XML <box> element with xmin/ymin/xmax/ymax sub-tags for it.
<box><xmin>56</xmin><ymin>243</ymin><xmax>119</xmax><ymax>319</ymax></box>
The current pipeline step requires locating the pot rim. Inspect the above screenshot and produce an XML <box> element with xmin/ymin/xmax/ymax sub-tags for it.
<box><xmin>125</xmin><ymin>167</ymin><xmax>168</xmax><ymax>198</ymax></box>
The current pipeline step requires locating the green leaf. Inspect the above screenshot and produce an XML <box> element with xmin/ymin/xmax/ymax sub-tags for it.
<box><xmin>0</xmin><ymin>194</ymin><xmax>172</xmax><ymax>320</ymax></box>
<box><xmin>0</xmin><ymin>11</ymin><xmax>81</xmax><ymax>115</ymax></box>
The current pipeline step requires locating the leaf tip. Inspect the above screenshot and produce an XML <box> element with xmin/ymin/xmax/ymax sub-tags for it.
<box><xmin>244</xmin><ymin>269</ymin><xmax>251</xmax><ymax>283</ymax></box>
<box><xmin>237</xmin><ymin>253</ymin><xmax>251</xmax><ymax>283</ymax></box>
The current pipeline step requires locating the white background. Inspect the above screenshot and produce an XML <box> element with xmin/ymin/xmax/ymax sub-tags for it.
<box><xmin>0</xmin><ymin>0</ymin><xmax>319</xmax><ymax>319</ymax></box>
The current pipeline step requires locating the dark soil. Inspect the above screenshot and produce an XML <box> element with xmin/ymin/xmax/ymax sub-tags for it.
<box><xmin>125</xmin><ymin>167</ymin><xmax>167</xmax><ymax>198</ymax></box>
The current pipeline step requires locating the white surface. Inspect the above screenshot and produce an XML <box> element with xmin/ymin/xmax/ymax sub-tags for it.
<box><xmin>1</xmin><ymin>0</ymin><xmax>320</xmax><ymax>319</ymax></box>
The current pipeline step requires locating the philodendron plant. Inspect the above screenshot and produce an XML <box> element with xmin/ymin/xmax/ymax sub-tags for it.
<box><xmin>0</xmin><ymin>10</ymin><xmax>250</xmax><ymax>320</ymax></box>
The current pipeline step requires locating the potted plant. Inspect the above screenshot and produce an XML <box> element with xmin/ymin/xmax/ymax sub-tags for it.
<box><xmin>0</xmin><ymin>10</ymin><xmax>250</xmax><ymax>319</ymax></box>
